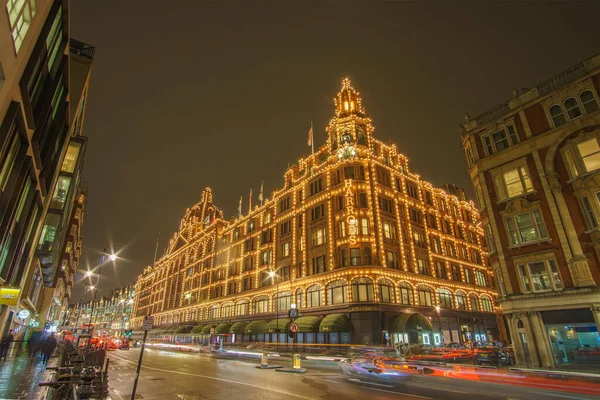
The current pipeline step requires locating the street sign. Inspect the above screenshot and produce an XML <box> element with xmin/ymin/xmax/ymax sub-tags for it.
<box><xmin>143</xmin><ymin>315</ymin><xmax>154</xmax><ymax>331</ymax></box>
<box><xmin>289</xmin><ymin>323</ymin><xmax>299</xmax><ymax>333</ymax></box>
<box><xmin>288</xmin><ymin>308</ymin><xmax>299</xmax><ymax>319</ymax></box>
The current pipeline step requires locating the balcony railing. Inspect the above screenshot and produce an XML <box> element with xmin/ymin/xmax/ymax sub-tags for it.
<box><xmin>70</xmin><ymin>38</ymin><xmax>95</xmax><ymax>60</ymax></box>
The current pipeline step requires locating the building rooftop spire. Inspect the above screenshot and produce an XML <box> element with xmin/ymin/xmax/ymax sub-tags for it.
<box><xmin>334</xmin><ymin>77</ymin><xmax>366</xmax><ymax>118</ymax></box>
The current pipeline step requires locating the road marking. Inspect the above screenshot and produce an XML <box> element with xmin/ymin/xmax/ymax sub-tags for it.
<box><xmin>530</xmin><ymin>391</ymin><xmax>590</xmax><ymax>400</ymax></box>
<box><xmin>347</xmin><ymin>378</ymin><xmax>394</xmax><ymax>388</ymax></box>
<box><xmin>111</xmin><ymin>354</ymin><xmax>314</xmax><ymax>400</ymax></box>
<box><xmin>322</xmin><ymin>379</ymin><xmax>339</xmax><ymax>383</ymax></box>
<box><xmin>407</xmin><ymin>381</ymin><xmax>468</xmax><ymax>394</ymax></box>
<box><xmin>361</xmin><ymin>386</ymin><xmax>433</xmax><ymax>399</ymax></box>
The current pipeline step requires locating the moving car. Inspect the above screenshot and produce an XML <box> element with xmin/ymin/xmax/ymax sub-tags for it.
<box><xmin>474</xmin><ymin>347</ymin><xmax>514</xmax><ymax>366</ymax></box>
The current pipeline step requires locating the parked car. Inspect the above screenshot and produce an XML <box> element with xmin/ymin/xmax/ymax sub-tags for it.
<box><xmin>474</xmin><ymin>347</ymin><xmax>514</xmax><ymax>366</ymax></box>
<box><xmin>119</xmin><ymin>341</ymin><xmax>130</xmax><ymax>350</ymax></box>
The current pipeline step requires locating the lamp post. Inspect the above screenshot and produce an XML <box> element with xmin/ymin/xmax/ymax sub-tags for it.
<box><xmin>268</xmin><ymin>270</ymin><xmax>278</xmax><ymax>352</ymax></box>
<box><xmin>435</xmin><ymin>306</ymin><xmax>442</xmax><ymax>347</ymax></box>
<box><xmin>89</xmin><ymin>249</ymin><xmax>118</xmax><ymax>335</ymax></box>
<box><xmin>74</xmin><ymin>285</ymin><xmax>95</xmax><ymax>334</ymax></box>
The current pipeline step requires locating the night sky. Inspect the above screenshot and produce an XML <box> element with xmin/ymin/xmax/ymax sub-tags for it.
<box><xmin>69</xmin><ymin>1</ymin><xmax>600</xmax><ymax>300</ymax></box>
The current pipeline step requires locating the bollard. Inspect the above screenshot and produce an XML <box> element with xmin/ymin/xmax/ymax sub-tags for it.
<box><xmin>293</xmin><ymin>354</ymin><xmax>301</xmax><ymax>370</ymax></box>
<box><xmin>261</xmin><ymin>352</ymin><xmax>268</xmax><ymax>367</ymax></box>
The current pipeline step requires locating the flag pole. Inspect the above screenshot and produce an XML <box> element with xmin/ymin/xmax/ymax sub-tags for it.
<box><xmin>311</xmin><ymin>121</ymin><xmax>314</xmax><ymax>156</ymax></box>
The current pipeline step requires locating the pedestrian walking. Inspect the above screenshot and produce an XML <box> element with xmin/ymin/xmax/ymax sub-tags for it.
<box><xmin>0</xmin><ymin>330</ymin><xmax>14</xmax><ymax>361</ymax></box>
<box><xmin>40</xmin><ymin>333</ymin><xmax>58</xmax><ymax>364</ymax></box>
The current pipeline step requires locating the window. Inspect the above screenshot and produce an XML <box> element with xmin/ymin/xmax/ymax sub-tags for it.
<box><xmin>549</xmin><ymin>105</ymin><xmax>566</xmax><ymax>127</ymax></box>
<box><xmin>564</xmin><ymin>97</ymin><xmax>582</xmax><ymax>120</ymax></box>
<box><xmin>581</xmin><ymin>196</ymin><xmax>598</xmax><ymax>229</ymax></box>
<box><xmin>494</xmin><ymin>165</ymin><xmax>534</xmax><ymax>201</ymax></box>
<box><xmin>306</xmin><ymin>285</ymin><xmax>322</xmax><ymax>307</ymax></box>
<box><xmin>45</xmin><ymin>6</ymin><xmax>63</xmax><ymax>71</ymax></box>
<box><xmin>580</xmin><ymin>90</ymin><xmax>599</xmax><ymax>114</ymax></box>
<box><xmin>311</xmin><ymin>204</ymin><xmax>325</xmax><ymax>221</ymax></box>
<box><xmin>326</xmin><ymin>280</ymin><xmax>348</xmax><ymax>305</ymax></box>
<box><xmin>409</xmin><ymin>208</ymin><xmax>422</xmax><ymax>224</ymax></box>
<box><xmin>221</xmin><ymin>304</ymin><xmax>233</xmax><ymax>318</ymax></box>
<box><xmin>383</xmin><ymin>222</ymin><xmax>396</xmax><ymax>239</ymax></box>
<box><xmin>280</xmin><ymin>220</ymin><xmax>291</xmax><ymax>235</ymax></box>
<box><xmin>417</xmin><ymin>258</ymin><xmax>431</xmax><ymax>275</ymax></box>
<box><xmin>431</xmin><ymin>236</ymin><xmax>441</xmax><ymax>253</ymax></box>
<box><xmin>482</xmin><ymin>125</ymin><xmax>519</xmax><ymax>154</ymax></box>
<box><xmin>469</xmin><ymin>295</ymin><xmax>480</xmax><ymax>311</ymax></box>
<box><xmin>417</xmin><ymin>287</ymin><xmax>434</xmax><ymax>307</ymax></box>
<box><xmin>253</xmin><ymin>297</ymin><xmax>269</xmax><ymax>314</ymax></box>
<box><xmin>474</xmin><ymin>270</ymin><xmax>487</xmax><ymax>286</ymax></box>
<box><xmin>481</xmin><ymin>296</ymin><xmax>494</xmax><ymax>312</ymax></box>
<box><xmin>358</xmin><ymin>192</ymin><xmax>368</xmax><ymax>208</ymax></box>
<box><xmin>37</xmin><ymin>213</ymin><xmax>60</xmax><ymax>251</ymax></box>
<box><xmin>350</xmin><ymin>248</ymin><xmax>361</xmax><ymax>266</ymax></box>
<box><xmin>360</xmin><ymin>218</ymin><xmax>369</xmax><ymax>235</ymax></box>
<box><xmin>7</xmin><ymin>0</ymin><xmax>36</xmax><ymax>52</ymax></box>
<box><xmin>399</xmin><ymin>282</ymin><xmax>413</xmax><ymax>304</ymax></box>
<box><xmin>484</xmin><ymin>224</ymin><xmax>496</xmax><ymax>253</ymax></box>
<box><xmin>340</xmin><ymin>248</ymin><xmax>347</xmax><ymax>267</ymax></box>
<box><xmin>235</xmin><ymin>301</ymin><xmax>250</xmax><ymax>315</ymax></box>
<box><xmin>386</xmin><ymin>250</ymin><xmax>398</xmax><ymax>269</ymax></box>
<box><xmin>437</xmin><ymin>289</ymin><xmax>453</xmax><ymax>309</ymax></box>
<box><xmin>311</xmin><ymin>255</ymin><xmax>326</xmax><ymax>275</ymax></box>
<box><xmin>465</xmin><ymin>145</ymin><xmax>475</xmax><ymax>165</ymax></box>
<box><xmin>281</xmin><ymin>242</ymin><xmax>291</xmax><ymax>257</ymax></box>
<box><xmin>379</xmin><ymin>197</ymin><xmax>393</xmax><ymax>213</ymax></box>
<box><xmin>248</xmin><ymin>219</ymin><xmax>255</xmax><ymax>232</ymax></box>
<box><xmin>274</xmin><ymin>291</ymin><xmax>292</xmax><ymax>311</ymax></box>
<box><xmin>279</xmin><ymin>197</ymin><xmax>290</xmax><ymax>212</ymax></box>
<box><xmin>295</xmin><ymin>288</ymin><xmax>304</xmax><ymax>308</ymax></box>
<box><xmin>261</xmin><ymin>229</ymin><xmax>273</xmax><ymax>244</ymax></box>
<box><xmin>61</xmin><ymin>141</ymin><xmax>81</xmax><ymax>173</ymax></box>
<box><xmin>413</xmin><ymin>231</ymin><xmax>425</xmax><ymax>247</ymax></box>
<box><xmin>407</xmin><ymin>183</ymin><xmax>419</xmax><ymax>199</ymax></box>
<box><xmin>518</xmin><ymin>259</ymin><xmax>563</xmax><ymax>293</ymax></box>
<box><xmin>48</xmin><ymin>175</ymin><xmax>70</xmax><ymax>210</ymax></box>
<box><xmin>379</xmin><ymin>279</ymin><xmax>394</xmax><ymax>303</ymax></box>
<box><xmin>310</xmin><ymin>177</ymin><xmax>323</xmax><ymax>196</ymax></box>
<box><xmin>435</xmin><ymin>261</ymin><xmax>446</xmax><ymax>279</ymax></box>
<box><xmin>351</xmin><ymin>278</ymin><xmax>374</xmax><ymax>302</ymax></box>
<box><xmin>339</xmin><ymin>221</ymin><xmax>346</xmax><ymax>238</ymax></box>
<box><xmin>506</xmin><ymin>209</ymin><xmax>548</xmax><ymax>245</ymax></box>
<box><xmin>455</xmin><ymin>291</ymin><xmax>467</xmax><ymax>310</ymax></box>
<box><xmin>311</xmin><ymin>228</ymin><xmax>326</xmax><ymax>246</ymax></box>
<box><xmin>578</xmin><ymin>138</ymin><xmax>600</xmax><ymax>173</ymax></box>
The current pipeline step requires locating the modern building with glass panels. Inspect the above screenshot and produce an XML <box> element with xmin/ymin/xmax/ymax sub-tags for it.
<box><xmin>133</xmin><ymin>79</ymin><xmax>501</xmax><ymax>347</ymax></box>
<box><xmin>460</xmin><ymin>53</ymin><xmax>600</xmax><ymax>367</ymax></box>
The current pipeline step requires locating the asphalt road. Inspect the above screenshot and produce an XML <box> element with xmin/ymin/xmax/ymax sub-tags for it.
<box><xmin>106</xmin><ymin>348</ymin><xmax>598</xmax><ymax>400</ymax></box>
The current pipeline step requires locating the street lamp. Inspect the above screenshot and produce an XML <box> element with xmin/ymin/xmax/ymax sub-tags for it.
<box><xmin>74</xmin><ymin>285</ymin><xmax>96</xmax><ymax>333</ymax></box>
<box><xmin>269</xmin><ymin>270</ymin><xmax>279</xmax><ymax>352</ymax></box>
<box><xmin>89</xmin><ymin>249</ymin><xmax>119</xmax><ymax>332</ymax></box>
<box><xmin>435</xmin><ymin>306</ymin><xmax>442</xmax><ymax>347</ymax></box>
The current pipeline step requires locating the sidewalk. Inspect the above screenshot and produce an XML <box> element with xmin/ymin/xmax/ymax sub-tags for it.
<box><xmin>0</xmin><ymin>354</ymin><xmax>57</xmax><ymax>399</ymax></box>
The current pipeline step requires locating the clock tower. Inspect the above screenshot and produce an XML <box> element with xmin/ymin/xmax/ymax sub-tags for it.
<box><xmin>327</xmin><ymin>78</ymin><xmax>374</xmax><ymax>160</ymax></box>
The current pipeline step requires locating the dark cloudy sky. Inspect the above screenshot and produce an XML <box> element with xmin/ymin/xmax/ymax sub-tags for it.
<box><xmin>70</xmin><ymin>1</ymin><xmax>599</xmax><ymax>299</ymax></box>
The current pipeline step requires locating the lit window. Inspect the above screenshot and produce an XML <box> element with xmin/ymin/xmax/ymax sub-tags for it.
<box><xmin>564</xmin><ymin>97</ymin><xmax>582</xmax><ymax>120</ymax></box>
<box><xmin>580</xmin><ymin>90</ymin><xmax>599</xmax><ymax>114</ymax></box>
<box><xmin>417</xmin><ymin>287</ymin><xmax>434</xmax><ymax>307</ymax></box>
<box><xmin>549</xmin><ymin>105</ymin><xmax>566</xmax><ymax>127</ymax></box>
<box><xmin>360</xmin><ymin>218</ymin><xmax>369</xmax><ymax>235</ymax></box>
<box><xmin>481</xmin><ymin>296</ymin><xmax>494</xmax><ymax>312</ymax></box>
<box><xmin>562</xmin><ymin>148</ymin><xmax>579</xmax><ymax>179</ymax></box>
<box><xmin>378</xmin><ymin>279</ymin><xmax>394</xmax><ymax>303</ymax></box>
<box><xmin>351</xmin><ymin>277</ymin><xmax>374</xmax><ymax>302</ymax></box>
<box><xmin>517</xmin><ymin>259</ymin><xmax>563</xmax><ymax>293</ymax></box>
<box><xmin>577</xmin><ymin>138</ymin><xmax>600</xmax><ymax>173</ymax></box>
<box><xmin>581</xmin><ymin>196</ymin><xmax>597</xmax><ymax>229</ymax></box>
<box><xmin>383</xmin><ymin>222</ymin><xmax>396</xmax><ymax>239</ymax></box>
<box><xmin>282</xmin><ymin>242</ymin><xmax>290</xmax><ymax>257</ymax></box>
<box><xmin>505</xmin><ymin>209</ymin><xmax>548</xmax><ymax>245</ymax></box>
<box><xmin>494</xmin><ymin>165</ymin><xmax>534</xmax><ymax>201</ymax></box>
<box><xmin>7</xmin><ymin>0</ymin><xmax>36</xmax><ymax>52</ymax></box>
<box><xmin>326</xmin><ymin>280</ymin><xmax>348</xmax><ymax>305</ymax></box>
<box><xmin>437</xmin><ymin>289</ymin><xmax>453</xmax><ymax>308</ymax></box>
<box><xmin>312</xmin><ymin>228</ymin><xmax>326</xmax><ymax>246</ymax></box>
<box><xmin>50</xmin><ymin>175</ymin><xmax>71</xmax><ymax>210</ymax></box>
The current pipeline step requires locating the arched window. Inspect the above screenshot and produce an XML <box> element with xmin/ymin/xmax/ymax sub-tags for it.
<box><xmin>417</xmin><ymin>286</ymin><xmax>434</xmax><ymax>307</ymax></box>
<box><xmin>549</xmin><ymin>105</ymin><xmax>566</xmax><ymax>127</ymax></box>
<box><xmin>306</xmin><ymin>285</ymin><xmax>322</xmax><ymax>307</ymax></box>
<box><xmin>580</xmin><ymin>90</ymin><xmax>599</xmax><ymax>114</ymax></box>
<box><xmin>455</xmin><ymin>290</ymin><xmax>467</xmax><ymax>310</ymax></box>
<box><xmin>332</xmin><ymin>136</ymin><xmax>338</xmax><ymax>150</ymax></box>
<box><xmin>351</xmin><ymin>278</ymin><xmax>374</xmax><ymax>302</ymax></box>
<box><xmin>235</xmin><ymin>300</ymin><xmax>249</xmax><ymax>316</ymax></box>
<box><xmin>358</xmin><ymin>132</ymin><xmax>366</xmax><ymax>146</ymax></box>
<box><xmin>221</xmin><ymin>303</ymin><xmax>233</xmax><ymax>318</ymax></box>
<box><xmin>517</xmin><ymin>319</ymin><xmax>524</xmax><ymax>329</ymax></box>
<box><xmin>326</xmin><ymin>280</ymin><xmax>348</xmax><ymax>305</ymax></box>
<box><xmin>273</xmin><ymin>291</ymin><xmax>292</xmax><ymax>311</ymax></box>
<box><xmin>564</xmin><ymin>98</ymin><xmax>582</xmax><ymax>119</ymax></box>
<box><xmin>437</xmin><ymin>288</ymin><xmax>454</xmax><ymax>309</ymax></box>
<box><xmin>398</xmin><ymin>282</ymin><xmax>413</xmax><ymax>305</ymax></box>
<box><xmin>295</xmin><ymin>288</ymin><xmax>304</xmax><ymax>309</ymax></box>
<box><xmin>253</xmin><ymin>296</ymin><xmax>269</xmax><ymax>314</ymax></box>
<box><xmin>481</xmin><ymin>295</ymin><xmax>494</xmax><ymax>312</ymax></box>
<box><xmin>469</xmin><ymin>294</ymin><xmax>480</xmax><ymax>311</ymax></box>
<box><xmin>378</xmin><ymin>279</ymin><xmax>394</xmax><ymax>303</ymax></box>
<box><xmin>209</xmin><ymin>305</ymin><xmax>219</xmax><ymax>319</ymax></box>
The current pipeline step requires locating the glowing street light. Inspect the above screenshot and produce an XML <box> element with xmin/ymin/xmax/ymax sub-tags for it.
<box><xmin>109</xmin><ymin>254</ymin><xmax>117</xmax><ymax>262</ymax></box>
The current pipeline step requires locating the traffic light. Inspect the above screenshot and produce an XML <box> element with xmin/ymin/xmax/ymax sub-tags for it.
<box><xmin>125</xmin><ymin>329</ymin><xmax>133</xmax><ymax>337</ymax></box>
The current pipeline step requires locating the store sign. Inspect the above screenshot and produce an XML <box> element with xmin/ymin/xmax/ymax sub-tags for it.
<box><xmin>17</xmin><ymin>310</ymin><xmax>30</xmax><ymax>319</ymax></box>
<box><xmin>0</xmin><ymin>287</ymin><xmax>21</xmax><ymax>305</ymax></box>
<box><xmin>344</xmin><ymin>179</ymin><xmax>358</xmax><ymax>245</ymax></box>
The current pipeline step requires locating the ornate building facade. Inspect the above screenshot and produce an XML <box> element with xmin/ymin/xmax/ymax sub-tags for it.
<box><xmin>461</xmin><ymin>54</ymin><xmax>600</xmax><ymax>367</ymax></box>
<box><xmin>133</xmin><ymin>79</ymin><xmax>500</xmax><ymax>346</ymax></box>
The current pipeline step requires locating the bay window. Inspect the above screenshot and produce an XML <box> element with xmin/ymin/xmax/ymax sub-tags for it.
<box><xmin>494</xmin><ymin>164</ymin><xmax>534</xmax><ymax>201</ymax></box>
<box><xmin>517</xmin><ymin>259</ymin><xmax>563</xmax><ymax>293</ymax></box>
<box><xmin>482</xmin><ymin>125</ymin><xmax>519</xmax><ymax>155</ymax></box>
<box><xmin>578</xmin><ymin>138</ymin><xmax>600</xmax><ymax>173</ymax></box>
<box><xmin>505</xmin><ymin>209</ymin><xmax>548</xmax><ymax>245</ymax></box>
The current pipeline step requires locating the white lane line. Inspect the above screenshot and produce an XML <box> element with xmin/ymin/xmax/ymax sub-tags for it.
<box><xmin>531</xmin><ymin>391</ymin><xmax>592</xmax><ymax>400</ymax></box>
<box><xmin>361</xmin><ymin>386</ymin><xmax>433</xmax><ymax>399</ymax></box>
<box><xmin>347</xmin><ymin>378</ymin><xmax>394</xmax><ymax>388</ymax></box>
<box><xmin>407</xmin><ymin>381</ymin><xmax>468</xmax><ymax>394</ymax></box>
<box><xmin>322</xmin><ymin>379</ymin><xmax>339</xmax><ymax>383</ymax></box>
<box><xmin>111</xmin><ymin>354</ymin><xmax>314</xmax><ymax>400</ymax></box>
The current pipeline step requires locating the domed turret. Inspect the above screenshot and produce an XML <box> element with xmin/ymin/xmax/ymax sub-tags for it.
<box><xmin>334</xmin><ymin>77</ymin><xmax>366</xmax><ymax>118</ymax></box>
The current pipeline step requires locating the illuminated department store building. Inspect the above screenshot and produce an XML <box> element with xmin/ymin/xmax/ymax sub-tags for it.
<box><xmin>132</xmin><ymin>79</ymin><xmax>503</xmax><ymax>346</ymax></box>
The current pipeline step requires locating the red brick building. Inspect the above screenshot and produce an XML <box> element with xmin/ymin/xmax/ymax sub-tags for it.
<box><xmin>461</xmin><ymin>54</ymin><xmax>600</xmax><ymax>367</ymax></box>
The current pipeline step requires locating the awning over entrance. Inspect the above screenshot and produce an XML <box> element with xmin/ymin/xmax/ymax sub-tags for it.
<box><xmin>244</xmin><ymin>320</ymin><xmax>268</xmax><ymax>334</ymax></box>
<box><xmin>201</xmin><ymin>324</ymin><xmax>216</xmax><ymax>334</ymax></box>
<box><xmin>214</xmin><ymin>323</ymin><xmax>231</xmax><ymax>334</ymax></box>
<box><xmin>229</xmin><ymin>322</ymin><xmax>248</xmax><ymax>334</ymax></box>
<box><xmin>319</xmin><ymin>314</ymin><xmax>350</xmax><ymax>332</ymax></box>
<box><xmin>266</xmin><ymin>318</ymin><xmax>291</xmax><ymax>333</ymax></box>
<box><xmin>191</xmin><ymin>325</ymin><xmax>204</xmax><ymax>334</ymax></box>
<box><xmin>393</xmin><ymin>313</ymin><xmax>433</xmax><ymax>332</ymax></box>
<box><xmin>293</xmin><ymin>316</ymin><xmax>322</xmax><ymax>333</ymax></box>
